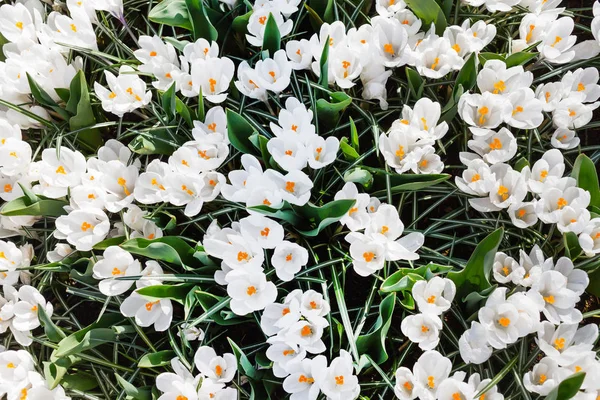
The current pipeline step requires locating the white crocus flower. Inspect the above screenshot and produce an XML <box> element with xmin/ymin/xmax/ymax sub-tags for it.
<box><xmin>0</xmin><ymin>139</ymin><xmax>31</xmax><ymax>178</ymax></box>
<box><xmin>246</xmin><ymin>8</ymin><xmax>293</xmax><ymax>47</ymax></box>
<box><xmin>12</xmin><ymin>285</ymin><xmax>52</xmax><ymax>335</ymax></box>
<box><xmin>192</xmin><ymin>106</ymin><xmax>228</xmax><ymax>143</ymax></box>
<box><xmin>467</xmin><ymin>128</ymin><xmax>517</xmax><ymax>164</ymax></box>
<box><xmin>412</xmin><ymin>350</ymin><xmax>452</xmax><ymax>400</ymax></box>
<box><xmin>414</xmin><ymin>35</ymin><xmax>464</xmax><ymax>79</ymax></box>
<box><xmin>522</xmin><ymin>149</ymin><xmax>565</xmax><ymax>194</ymax></box>
<box><xmin>165</xmin><ymin>173</ymin><xmax>206</xmax><ymax>217</ymax></box>
<box><xmin>536</xmin><ymin>186</ymin><xmax>590</xmax><ymax>224</ymax></box>
<box><xmin>94</xmin><ymin>66</ymin><xmax>152</xmax><ymax>117</ymax></box>
<box><xmin>556</xmin><ymin>206</ymin><xmax>590</xmax><ymax>234</ymax></box>
<box><xmin>437</xmin><ymin>376</ymin><xmax>476</xmax><ymax>400</ymax></box>
<box><xmin>379</xmin><ymin>127</ymin><xmax>425</xmax><ymax>174</ymax></box>
<box><xmin>90</xmin><ymin>0</ymin><xmax>123</xmax><ymax>18</ymax></box>
<box><xmin>372</xmin><ymin>17</ymin><xmax>409</xmax><ymax>68</ymax></box>
<box><xmin>506</xmin><ymin>88</ymin><xmax>544</xmax><ymax>129</ymax></box>
<box><xmin>537</xmin><ymin>321</ymin><xmax>598</xmax><ymax>366</ymax></box>
<box><xmin>235</xmin><ymin>61</ymin><xmax>269</xmax><ymax>102</ymax></box>
<box><xmin>579</xmin><ymin>218</ymin><xmax>600</xmax><ymax>256</ymax></box>
<box><xmin>38</xmin><ymin>147</ymin><xmax>86</xmax><ymax>198</ymax></box>
<box><xmin>46</xmin><ymin>244</ymin><xmax>74</xmax><ymax>263</ymax></box>
<box><xmin>240</xmin><ymin>214</ymin><xmax>284</xmax><ymax>250</ymax></box>
<box><xmin>375</xmin><ymin>0</ymin><xmax>406</xmax><ymax>17</ymax></box>
<box><xmin>551</xmin><ymin>128</ymin><xmax>580</xmax><ymax>149</ymax></box>
<box><xmin>194</xmin><ymin>346</ymin><xmax>238</xmax><ymax>384</ymax></box>
<box><xmin>330</xmin><ymin>46</ymin><xmax>362</xmax><ymax>88</ymax></box>
<box><xmin>510</xmin><ymin>202</ymin><xmax>539</xmax><ymax>229</ymax></box>
<box><xmin>0</xmin><ymin>350</ymin><xmax>34</xmax><ymax>383</ymax></box>
<box><xmin>524</xmin><ymin>357</ymin><xmax>568</xmax><ymax>395</ymax></box>
<box><xmin>348</xmin><ymin>237</ymin><xmax>386</xmax><ymax>277</ymax></box>
<box><xmin>267</xmin><ymin>134</ymin><xmax>309</xmax><ymax>172</ymax></box>
<box><xmin>177</xmin><ymin>323</ymin><xmax>205</xmax><ymax>342</ymax></box>
<box><xmin>120</xmin><ymin>289</ymin><xmax>173</xmax><ymax>331</ymax></box>
<box><xmin>493</xmin><ymin>252</ymin><xmax>523</xmax><ymax>284</ymax></box>
<box><xmin>536</xmin><ymin>81</ymin><xmax>567</xmax><ymax>112</ymax></box>
<box><xmin>266</xmin><ymin>339</ymin><xmax>307</xmax><ymax>378</ymax></box>
<box><xmin>307</xmin><ymin>136</ymin><xmax>339</xmax><ymax>169</ymax></box>
<box><xmin>459</xmin><ymin>321</ymin><xmax>492</xmax><ymax>364</ymax></box>
<box><xmin>133</xmin><ymin>160</ymin><xmax>172</xmax><ymax>204</ymax></box>
<box><xmin>538</xmin><ymin>17</ymin><xmax>578</xmax><ymax>64</ymax></box>
<box><xmin>394</xmin><ymin>367</ymin><xmax>417</xmax><ymax>400</ymax></box>
<box><xmin>463</xmin><ymin>0</ymin><xmax>520</xmax><ymax>12</ymax></box>
<box><xmin>400</xmin><ymin>313</ymin><xmax>443</xmax><ymax>350</ymax></box>
<box><xmin>477</xmin><ymin>60</ymin><xmax>533</xmax><ymax>96</ymax></box>
<box><xmin>190</xmin><ymin>57</ymin><xmax>235</xmax><ymax>103</ymax></box>
<box><xmin>455</xmin><ymin>158</ymin><xmax>496</xmax><ymax>196</ymax></box>
<box><xmin>0</xmin><ymin>3</ymin><xmax>36</xmax><ymax>42</ymax></box>
<box><xmin>286</xmin><ymin>39</ymin><xmax>313</xmax><ymax>70</ymax></box>
<box><xmin>254</xmin><ymin>50</ymin><xmax>292</xmax><ymax>94</ymax></box>
<box><xmin>283</xmin><ymin>358</ymin><xmax>320</xmax><ymax>400</ymax></box>
<box><xmin>533</xmin><ymin>270</ymin><xmax>582</xmax><ymax>324</ymax></box>
<box><xmin>478</xmin><ymin>288</ymin><xmax>529</xmax><ymax>349</ymax></box>
<box><xmin>260</xmin><ymin>290</ymin><xmax>302</xmax><ymax>336</ymax></box>
<box><xmin>561</xmin><ymin>67</ymin><xmax>600</xmax><ymax>103</ymax></box>
<box><xmin>226</xmin><ymin>270</ymin><xmax>277</xmax><ymax>316</ymax></box>
<box><xmin>266</xmin><ymin>169</ymin><xmax>314</xmax><ymax>206</ymax></box>
<box><xmin>553</xmin><ymin>97</ymin><xmax>598</xmax><ymax>129</ymax></box>
<box><xmin>458</xmin><ymin>92</ymin><xmax>512</xmax><ymax>129</ymax></box>
<box><xmin>271</xmin><ymin>241</ymin><xmax>309</xmax><ymax>282</ymax></box>
<box><xmin>55</xmin><ymin>208</ymin><xmax>110</xmax><ymax>251</ymax></box>
<box><xmin>469</xmin><ymin>164</ymin><xmax>526</xmax><ymax>212</ymax></box>
<box><xmin>312</xmin><ymin>350</ymin><xmax>360</xmax><ymax>400</ymax></box>
<box><xmin>155</xmin><ymin>358</ymin><xmax>200</xmax><ymax>400</ymax></box>
<box><xmin>101</xmin><ymin>160</ymin><xmax>138</xmax><ymax>212</ymax></box>
<box><xmin>412</xmin><ymin>277</ymin><xmax>455</xmax><ymax>315</ymax></box>
<box><xmin>92</xmin><ymin>246</ymin><xmax>142</xmax><ymax>296</ymax></box>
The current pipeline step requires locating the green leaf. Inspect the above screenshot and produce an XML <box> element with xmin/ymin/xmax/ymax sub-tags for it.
<box><xmin>38</xmin><ymin>306</ymin><xmax>67</xmax><ymax>343</ymax></box>
<box><xmin>370</xmin><ymin>170</ymin><xmax>451</xmax><ymax>196</ymax></box>
<box><xmin>128</xmin><ymin>129</ymin><xmax>179</xmax><ymax>155</ymax></box>
<box><xmin>185</xmin><ymin>0</ymin><xmax>218</xmax><ymax>41</ymax></box>
<box><xmin>262</xmin><ymin>13</ymin><xmax>281</xmax><ymax>56</ymax></box>
<box><xmin>505</xmin><ymin>51</ymin><xmax>538</xmax><ymax>68</ymax></box>
<box><xmin>304</xmin><ymin>4</ymin><xmax>324</xmax><ymax>28</ymax></box>
<box><xmin>55</xmin><ymin>328</ymin><xmax>116</xmax><ymax>358</ymax></box>
<box><xmin>226</xmin><ymin>109</ymin><xmax>259</xmax><ymax>155</ymax></box>
<box><xmin>586</xmin><ymin>267</ymin><xmax>600</xmax><ymax>297</ymax></box>
<box><xmin>356</xmin><ymin>293</ymin><xmax>396</xmax><ymax>363</ymax></box>
<box><xmin>115</xmin><ymin>373</ymin><xmax>152</xmax><ymax>400</ymax></box>
<box><xmin>291</xmin><ymin>199</ymin><xmax>356</xmax><ymax>237</ymax></box>
<box><xmin>513</xmin><ymin>156</ymin><xmax>530</xmax><ymax>172</ymax></box>
<box><xmin>92</xmin><ymin>236</ymin><xmax>126</xmax><ymax>250</ymax></box>
<box><xmin>344</xmin><ymin>168</ymin><xmax>373</xmax><ymax>189</ymax></box>
<box><xmin>463</xmin><ymin>284</ymin><xmax>497</xmax><ymax>313</ymax></box>
<box><xmin>176</xmin><ymin>97</ymin><xmax>194</xmax><ymax>127</ymax></box>
<box><xmin>447</xmin><ymin>228</ymin><xmax>504</xmax><ymax>302</ymax></box>
<box><xmin>317</xmin><ymin>36</ymin><xmax>330</xmax><ymax>91</ymax></box>
<box><xmin>339</xmin><ymin>137</ymin><xmax>360</xmax><ymax>161</ymax></box>
<box><xmin>571</xmin><ymin>154</ymin><xmax>600</xmax><ymax>208</ymax></box>
<box><xmin>406</xmin><ymin>67</ymin><xmax>424</xmax><ymax>99</ymax></box>
<box><xmin>138</xmin><ymin>350</ymin><xmax>177</xmax><ymax>368</ymax></box>
<box><xmin>119</xmin><ymin>237</ymin><xmax>197</xmax><ymax>268</ymax></box>
<box><xmin>146</xmin><ymin>211</ymin><xmax>177</xmax><ymax>231</ymax></box>
<box><xmin>27</xmin><ymin>73</ymin><xmax>60</xmax><ymax>109</ymax></box>
<box><xmin>349</xmin><ymin>117</ymin><xmax>359</xmax><ymax>152</ymax></box>
<box><xmin>454</xmin><ymin>52</ymin><xmax>477</xmax><ymax>93</ymax></box>
<box><xmin>474</xmin><ymin>355</ymin><xmax>518</xmax><ymax>398</ymax></box>
<box><xmin>161</xmin><ymin>83</ymin><xmax>177</xmax><ymax>121</ymax></box>
<box><xmin>0</xmin><ymin>33</ymin><xmax>7</xmax><ymax>62</ymax></box>
<box><xmin>564</xmin><ymin>232</ymin><xmax>583</xmax><ymax>260</ymax></box>
<box><xmin>136</xmin><ymin>284</ymin><xmax>193</xmax><ymax>304</ymax></box>
<box><xmin>228</xmin><ymin>338</ymin><xmax>260</xmax><ymax>380</ymax></box>
<box><xmin>61</xmin><ymin>372</ymin><xmax>99</xmax><ymax>391</ymax></box>
<box><xmin>67</xmin><ymin>71</ymin><xmax>103</xmax><ymax>151</ymax></box>
<box><xmin>149</xmin><ymin>0</ymin><xmax>193</xmax><ymax>30</ymax></box>
<box><xmin>545</xmin><ymin>372</ymin><xmax>586</xmax><ymax>400</ymax></box>
<box><xmin>380</xmin><ymin>271</ymin><xmax>425</xmax><ymax>293</ymax></box>
<box><xmin>405</xmin><ymin>0</ymin><xmax>447</xmax><ymax>35</ymax></box>
<box><xmin>195</xmin><ymin>291</ymin><xmax>247</xmax><ymax>325</ymax></box>
<box><xmin>1</xmin><ymin>195</ymin><xmax>68</xmax><ymax>217</ymax></box>
<box><xmin>316</xmin><ymin>92</ymin><xmax>352</xmax><ymax>124</ymax></box>
<box><xmin>478</xmin><ymin>52</ymin><xmax>505</xmax><ymax>65</ymax></box>
<box><xmin>232</xmin><ymin>10</ymin><xmax>253</xmax><ymax>33</ymax></box>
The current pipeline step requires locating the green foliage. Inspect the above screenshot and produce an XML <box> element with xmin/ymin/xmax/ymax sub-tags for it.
<box><xmin>405</xmin><ymin>0</ymin><xmax>447</xmax><ymax>35</ymax></box>
<box><xmin>572</xmin><ymin>154</ymin><xmax>600</xmax><ymax>208</ymax></box>
<box><xmin>356</xmin><ymin>293</ymin><xmax>395</xmax><ymax>363</ymax></box>
<box><xmin>262</xmin><ymin>14</ymin><xmax>281</xmax><ymax>56</ymax></box>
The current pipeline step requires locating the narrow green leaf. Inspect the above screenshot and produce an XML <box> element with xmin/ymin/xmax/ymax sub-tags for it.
<box><xmin>228</xmin><ymin>338</ymin><xmax>259</xmax><ymax>379</ymax></box>
<box><xmin>405</xmin><ymin>0</ymin><xmax>447</xmax><ymax>35</ymax></box>
<box><xmin>406</xmin><ymin>67</ymin><xmax>424</xmax><ymax>99</ymax></box>
<box><xmin>505</xmin><ymin>51</ymin><xmax>538</xmax><ymax>68</ymax></box>
<box><xmin>474</xmin><ymin>355</ymin><xmax>518</xmax><ymax>398</ymax></box>
<box><xmin>545</xmin><ymin>372</ymin><xmax>586</xmax><ymax>400</ymax></box>
<box><xmin>149</xmin><ymin>0</ymin><xmax>193</xmax><ymax>30</ymax></box>
<box><xmin>226</xmin><ymin>109</ymin><xmax>259</xmax><ymax>155</ymax></box>
<box><xmin>262</xmin><ymin>13</ymin><xmax>281</xmax><ymax>56</ymax></box>
<box><xmin>356</xmin><ymin>293</ymin><xmax>396</xmax><ymax>363</ymax></box>
<box><xmin>138</xmin><ymin>351</ymin><xmax>177</xmax><ymax>368</ymax></box>
<box><xmin>38</xmin><ymin>307</ymin><xmax>67</xmax><ymax>343</ymax></box>
<box><xmin>136</xmin><ymin>284</ymin><xmax>193</xmax><ymax>304</ymax></box>
<box><xmin>571</xmin><ymin>154</ymin><xmax>600</xmax><ymax>208</ymax></box>
<box><xmin>454</xmin><ymin>52</ymin><xmax>478</xmax><ymax>93</ymax></box>
<box><xmin>185</xmin><ymin>0</ymin><xmax>218</xmax><ymax>41</ymax></box>
<box><xmin>119</xmin><ymin>237</ymin><xmax>197</xmax><ymax>268</ymax></box>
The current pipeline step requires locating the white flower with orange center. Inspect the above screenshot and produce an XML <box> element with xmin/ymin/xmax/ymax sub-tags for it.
<box><xmin>266</xmin><ymin>169</ymin><xmax>314</xmax><ymax>206</ymax></box>
<box><xmin>94</xmin><ymin>65</ymin><xmax>152</xmax><ymax>117</ymax></box>
<box><xmin>55</xmin><ymin>208</ymin><xmax>110</xmax><ymax>251</ymax></box>
<box><xmin>455</xmin><ymin>157</ymin><xmax>496</xmax><ymax>196</ymax></box>
<box><xmin>458</xmin><ymin>321</ymin><xmax>493</xmax><ymax>365</ymax></box>
<box><xmin>414</xmin><ymin>34</ymin><xmax>465</xmax><ymax>80</ymax></box>
<box><xmin>226</xmin><ymin>269</ymin><xmax>277</xmax><ymax>316</ymax></box>
<box><xmin>538</xmin><ymin>17</ymin><xmax>578</xmax><ymax>64</ymax></box>
<box><xmin>535</xmin><ymin>81</ymin><xmax>567</xmax><ymax>112</ymax></box>
<box><xmin>260</xmin><ymin>289</ymin><xmax>302</xmax><ymax>336</ymax></box>
<box><xmin>412</xmin><ymin>350</ymin><xmax>452</xmax><ymax>400</ymax></box>
<box><xmin>536</xmin><ymin>186</ymin><xmax>590</xmax><ymax>224</ymax></box>
<box><xmin>312</xmin><ymin>350</ymin><xmax>360</xmax><ymax>400</ymax></box>
<box><xmin>271</xmin><ymin>240</ymin><xmax>308</xmax><ymax>282</ymax></box>
<box><xmin>401</xmin><ymin>313</ymin><xmax>443</xmax><ymax>350</ymax></box>
<box><xmin>0</xmin><ymin>3</ymin><xmax>37</xmax><ymax>43</ymax></box>
<box><xmin>155</xmin><ymin>358</ymin><xmax>200</xmax><ymax>400</ymax></box>
<box><xmin>267</xmin><ymin>133</ymin><xmax>309</xmax><ymax>172</ymax></box>
<box><xmin>0</xmin><ymin>349</ymin><xmax>34</xmax><ymax>383</ymax></box>
<box><xmin>412</xmin><ymin>277</ymin><xmax>456</xmax><ymax>316</ymax></box>
<box><xmin>532</xmin><ymin>270</ymin><xmax>582</xmax><ymax>324</ymax></box>
<box><xmin>190</xmin><ymin>56</ymin><xmax>235</xmax><ymax>103</ymax></box>
<box><xmin>12</xmin><ymin>285</ymin><xmax>53</xmax><ymax>334</ymax></box>
<box><xmin>553</xmin><ymin>97</ymin><xmax>598</xmax><ymax>129</ymax></box>
<box><xmin>37</xmin><ymin>146</ymin><xmax>86</xmax><ymax>198</ymax></box>
<box><xmin>192</xmin><ymin>106</ymin><xmax>229</xmax><ymax>144</ymax></box>
<box><xmin>282</xmin><ymin>358</ymin><xmax>320</xmax><ymax>400</ymax></box>
<box><xmin>92</xmin><ymin>246</ymin><xmax>142</xmax><ymax>296</ymax></box>
<box><xmin>246</xmin><ymin>8</ymin><xmax>293</xmax><ymax>47</ymax></box>
<box><xmin>579</xmin><ymin>217</ymin><xmax>600</xmax><ymax>256</ymax></box>
<box><xmin>133</xmin><ymin>160</ymin><xmax>172</xmax><ymax>204</ymax></box>
<box><xmin>347</xmin><ymin>236</ymin><xmax>386</xmax><ymax>277</ymax></box>
<box><xmin>522</xmin><ymin>149</ymin><xmax>565</xmax><ymax>194</ymax></box>
<box><xmin>164</xmin><ymin>172</ymin><xmax>207</xmax><ymax>217</ymax></box>
<box><xmin>235</xmin><ymin>60</ymin><xmax>269</xmax><ymax>102</ymax></box>
<box><xmin>470</xmin><ymin>164</ymin><xmax>526</xmax><ymax>212</ymax></box>
<box><xmin>254</xmin><ymin>50</ymin><xmax>292</xmax><ymax>94</ymax></box>
<box><xmin>523</xmin><ymin>357</ymin><xmax>567</xmax><ymax>395</ymax></box>
<box><xmin>561</xmin><ymin>67</ymin><xmax>600</xmax><ymax>103</ymax></box>
<box><xmin>468</xmin><ymin>127</ymin><xmax>517</xmax><ymax>164</ymax></box>
<box><xmin>394</xmin><ymin>366</ymin><xmax>417</xmax><ymax>400</ymax></box>
<box><xmin>120</xmin><ymin>289</ymin><xmax>173</xmax><ymax>332</ymax></box>
<box><xmin>194</xmin><ymin>346</ymin><xmax>238</xmax><ymax>384</ymax></box>
<box><xmin>537</xmin><ymin>321</ymin><xmax>598</xmax><ymax>366</ymax></box>
<box><xmin>478</xmin><ymin>288</ymin><xmax>524</xmax><ymax>349</ymax></box>
<box><xmin>477</xmin><ymin>60</ymin><xmax>533</xmax><ymax>97</ymax></box>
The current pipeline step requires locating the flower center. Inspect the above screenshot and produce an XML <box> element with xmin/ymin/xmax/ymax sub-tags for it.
<box><xmin>285</xmin><ymin>181</ymin><xmax>295</xmax><ymax>193</ymax></box>
<box><xmin>260</xmin><ymin>227</ymin><xmax>270</xmax><ymax>237</ymax></box>
<box><xmin>478</xmin><ymin>106</ymin><xmax>489</xmax><ymax>125</ymax></box>
<box><xmin>301</xmin><ymin>325</ymin><xmax>312</xmax><ymax>336</ymax></box>
<box><xmin>237</xmin><ymin>251</ymin><xmax>249</xmax><ymax>262</ymax></box>
<box><xmin>497</xmin><ymin>185</ymin><xmax>509</xmax><ymax>201</ymax></box>
<box><xmin>493</xmin><ymin>80</ymin><xmax>506</xmax><ymax>94</ymax></box>
<box><xmin>498</xmin><ymin>317</ymin><xmax>510</xmax><ymax>327</ymax></box>
<box><xmin>363</xmin><ymin>252</ymin><xmax>375</xmax><ymax>262</ymax></box>
<box><xmin>81</xmin><ymin>222</ymin><xmax>92</xmax><ymax>232</ymax></box>
<box><xmin>247</xmin><ymin>286</ymin><xmax>257</xmax><ymax>296</ymax></box>
<box><xmin>557</xmin><ymin>198</ymin><xmax>567</xmax><ymax>209</ymax></box>
<box><xmin>489</xmin><ymin>138</ymin><xmax>502</xmax><ymax>150</ymax></box>
<box><xmin>427</xmin><ymin>376</ymin><xmax>435</xmax><ymax>388</ymax></box>
<box><xmin>554</xmin><ymin>337</ymin><xmax>565</xmax><ymax>350</ymax></box>
<box><xmin>544</xmin><ymin>295</ymin><xmax>555</xmax><ymax>304</ymax></box>
<box><xmin>421</xmin><ymin>325</ymin><xmax>429</xmax><ymax>333</ymax></box>
<box><xmin>335</xmin><ymin>375</ymin><xmax>344</xmax><ymax>385</ymax></box>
